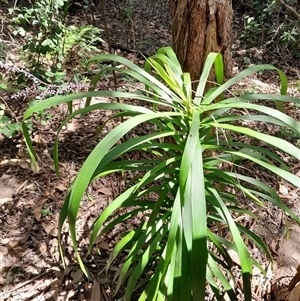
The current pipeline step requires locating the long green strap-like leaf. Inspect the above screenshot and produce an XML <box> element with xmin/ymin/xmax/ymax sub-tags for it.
<box><xmin>125</xmin><ymin>221</ymin><xmax>169</xmax><ymax>300</ymax></box>
<box><xmin>206</xmin><ymin>99</ymin><xmax>300</xmax><ymax>133</ymax></box>
<box><xmin>52</xmin><ymin>102</ymin><xmax>153</xmax><ymax>175</ymax></box>
<box><xmin>185</xmin><ymin>141</ymin><xmax>208</xmax><ymax>301</ymax></box>
<box><xmin>201</xmin><ymin>64</ymin><xmax>289</xmax><ymax>107</ymax></box>
<box><xmin>89</xmin><ymin>53</ymin><xmax>179</xmax><ymax>102</ymax></box>
<box><xmin>207</xmin><ymin>187</ymin><xmax>253</xmax><ymax>301</ymax></box>
<box><xmin>21</xmin><ymin>122</ymin><xmax>37</xmax><ymax>170</ymax></box>
<box><xmin>180</xmin><ymin>110</ymin><xmax>207</xmax><ymax>300</ymax></box>
<box><xmin>208</xmin><ymin>122</ymin><xmax>300</xmax><ymax>160</ymax></box>
<box><xmin>23</xmin><ymin>91</ymin><xmax>176</xmax><ymax>120</ymax></box>
<box><xmin>194</xmin><ymin>52</ymin><xmax>222</xmax><ymax>105</ymax></box>
<box><xmin>59</xmin><ymin>112</ymin><xmax>182</xmax><ymax>275</ymax></box>
<box><xmin>224</xmin><ymin>172</ymin><xmax>300</xmax><ymax>224</ymax></box>
<box><xmin>208</xmin><ymin>254</ymin><xmax>237</xmax><ymax>300</ymax></box>
<box><xmin>163</xmin><ymin>189</ymin><xmax>182</xmax><ymax>299</ymax></box>
<box><xmin>88</xmin><ymin>157</ymin><xmax>178</xmax><ymax>251</ymax></box>
<box><xmin>226</xmin><ymin>150</ymin><xmax>300</xmax><ymax>187</ymax></box>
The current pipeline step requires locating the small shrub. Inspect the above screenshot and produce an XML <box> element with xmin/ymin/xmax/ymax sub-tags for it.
<box><xmin>9</xmin><ymin>0</ymin><xmax>104</xmax><ymax>83</ymax></box>
<box><xmin>240</xmin><ymin>0</ymin><xmax>300</xmax><ymax>55</ymax></box>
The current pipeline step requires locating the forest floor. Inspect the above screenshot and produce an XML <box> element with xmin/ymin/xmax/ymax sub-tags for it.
<box><xmin>0</xmin><ymin>1</ymin><xmax>300</xmax><ymax>301</ymax></box>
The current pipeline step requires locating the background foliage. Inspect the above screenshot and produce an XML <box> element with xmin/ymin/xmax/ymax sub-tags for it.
<box><xmin>239</xmin><ymin>0</ymin><xmax>300</xmax><ymax>55</ymax></box>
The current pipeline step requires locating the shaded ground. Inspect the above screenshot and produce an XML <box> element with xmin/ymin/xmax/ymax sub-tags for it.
<box><xmin>0</xmin><ymin>1</ymin><xmax>300</xmax><ymax>300</ymax></box>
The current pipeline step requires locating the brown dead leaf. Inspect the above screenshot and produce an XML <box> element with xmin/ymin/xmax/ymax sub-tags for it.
<box><xmin>17</xmin><ymin>198</ymin><xmax>36</xmax><ymax>207</ymax></box>
<box><xmin>40</xmin><ymin>197</ymin><xmax>49</xmax><ymax>205</ymax></box>
<box><xmin>70</xmin><ymin>269</ymin><xmax>83</xmax><ymax>285</ymax></box>
<box><xmin>19</xmin><ymin>159</ymin><xmax>31</xmax><ymax>170</ymax></box>
<box><xmin>41</xmin><ymin>222</ymin><xmax>58</xmax><ymax>237</ymax></box>
<box><xmin>56</xmin><ymin>184</ymin><xmax>68</xmax><ymax>192</ymax></box>
<box><xmin>33</xmin><ymin>206</ymin><xmax>43</xmax><ymax>221</ymax></box>
<box><xmin>227</xmin><ymin>249</ymin><xmax>241</xmax><ymax>266</ymax></box>
<box><xmin>89</xmin><ymin>278</ymin><xmax>102</xmax><ymax>301</ymax></box>
<box><xmin>98</xmin><ymin>278</ymin><xmax>107</xmax><ymax>285</ymax></box>
<box><xmin>286</xmin><ymin>283</ymin><xmax>300</xmax><ymax>301</ymax></box>
<box><xmin>51</xmin><ymin>288</ymin><xmax>60</xmax><ymax>301</ymax></box>
<box><xmin>63</xmin><ymin>266</ymin><xmax>73</xmax><ymax>277</ymax></box>
<box><xmin>288</xmin><ymin>266</ymin><xmax>300</xmax><ymax>292</ymax></box>
<box><xmin>98</xmin><ymin>241</ymin><xmax>109</xmax><ymax>251</ymax></box>
<box><xmin>291</xmin><ymin>162</ymin><xmax>300</xmax><ymax>171</ymax></box>
<box><xmin>97</xmin><ymin>187</ymin><xmax>112</xmax><ymax>195</ymax></box>
<box><xmin>39</xmin><ymin>242</ymin><xmax>47</xmax><ymax>255</ymax></box>
<box><xmin>279</xmin><ymin>184</ymin><xmax>289</xmax><ymax>195</ymax></box>
<box><xmin>6</xmin><ymin>269</ymin><xmax>14</xmax><ymax>284</ymax></box>
<box><xmin>252</xmin><ymin>266</ymin><xmax>261</xmax><ymax>276</ymax></box>
<box><xmin>109</xmin><ymin>265</ymin><xmax>118</xmax><ymax>271</ymax></box>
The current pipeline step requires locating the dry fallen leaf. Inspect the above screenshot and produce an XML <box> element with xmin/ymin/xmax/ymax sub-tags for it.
<box><xmin>17</xmin><ymin>198</ymin><xmax>36</xmax><ymax>207</ymax></box>
<box><xmin>97</xmin><ymin>187</ymin><xmax>113</xmax><ymax>195</ymax></box>
<box><xmin>227</xmin><ymin>249</ymin><xmax>241</xmax><ymax>266</ymax></box>
<box><xmin>109</xmin><ymin>265</ymin><xmax>118</xmax><ymax>271</ymax></box>
<box><xmin>6</xmin><ymin>269</ymin><xmax>14</xmax><ymax>284</ymax></box>
<box><xmin>286</xmin><ymin>283</ymin><xmax>300</xmax><ymax>301</ymax></box>
<box><xmin>279</xmin><ymin>183</ymin><xmax>289</xmax><ymax>195</ymax></box>
<box><xmin>39</xmin><ymin>242</ymin><xmax>47</xmax><ymax>255</ymax></box>
<box><xmin>56</xmin><ymin>184</ymin><xmax>68</xmax><ymax>192</ymax></box>
<box><xmin>41</xmin><ymin>222</ymin><xmax>58</xmax><ymax>237</ymax></box>
<box><xmin>33</xmin><ymin>206</ymin><xmax>43</xmax><ymax>221</ymax></box>
<box><xmin>70</xmin><ymin>269</ymin><xmax>83</xmax><ymax>285</ymax></box>
<box><xmin>288</xmin><ymin>266</ymin><xmax>300</xmax><ymax>292</ymax></box>
<box><xmin>98</xmin><ymin>241</ymin><xmax>109</xmax><ymax>251</ymax></box>
<box><xmin>89</xmin><ymin>278</ymin><xmax>102</xmax><ymax>301</ymax></box>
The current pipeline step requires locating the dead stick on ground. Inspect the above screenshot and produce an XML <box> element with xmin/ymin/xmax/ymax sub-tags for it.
<box><xmin>278</xmin><ymin>0</ymin><xmax>300</xmax><ymax>18</ymax></box>
<box><xmin>4</xmin><ymin>270</ymin><xmax>52</xmax><ymax>294</ymax></box>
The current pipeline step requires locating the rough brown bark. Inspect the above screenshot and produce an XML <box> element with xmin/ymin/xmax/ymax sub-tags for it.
<box><xmin>170</xmin><ymin>0</ymin><xmax>233</xmax><ymax>83</ymax></box>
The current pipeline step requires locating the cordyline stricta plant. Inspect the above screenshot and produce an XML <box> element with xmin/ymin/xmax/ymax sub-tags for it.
<box><xmin>22</xmin><ymin>47</ymin><xmax>300</xmax><ymax>301</ymax></box>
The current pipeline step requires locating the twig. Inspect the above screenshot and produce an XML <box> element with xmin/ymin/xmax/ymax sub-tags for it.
<box><xmin>14</xmin><ymin>180</ymin><xmax>29</xmax><ymax>196</ymax></box>
<box><xmin>278</xmin><ymin>0</ymin><xmax>300</xmax><ymax>18</ymax></box>
<box><xmin>0</xmin><ymin>96</ymin><xmax>19</xmax><ymax>121</ymax></box>
<box><xmin>1</xmin><ymin>270</ymin><xmax>52</xmax><ymax>295</ymax></box>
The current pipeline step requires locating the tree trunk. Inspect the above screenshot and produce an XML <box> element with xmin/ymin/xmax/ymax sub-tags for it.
<box><xmin>170</xmin><ymin>0</ymin><xmax>233</xmax><ymax>83</ymax></box>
